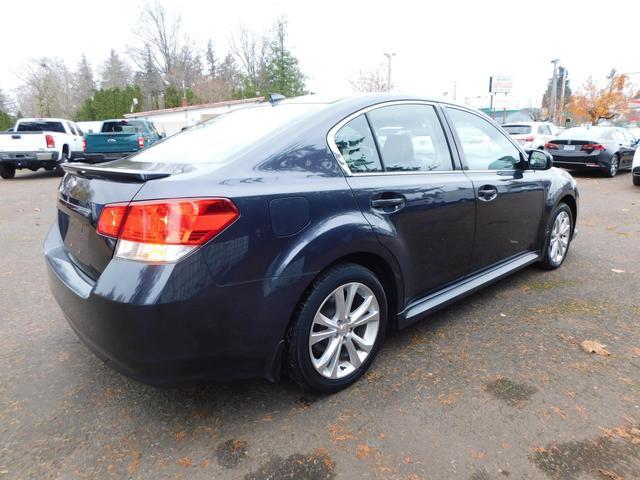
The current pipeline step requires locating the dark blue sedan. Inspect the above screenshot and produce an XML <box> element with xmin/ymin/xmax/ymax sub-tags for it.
<box><xmin>45</xmin><ymin>94</ymin><xmax>579</xmax><ymax>393</ymax></box>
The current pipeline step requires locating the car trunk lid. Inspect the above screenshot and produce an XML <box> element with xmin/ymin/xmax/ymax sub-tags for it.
<box><xmin>57</xmin><ymin>163</ymin><xmax>173</xmax><ymax>279</ymax></box>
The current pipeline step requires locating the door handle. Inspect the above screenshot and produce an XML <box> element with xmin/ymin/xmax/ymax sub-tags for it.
<box><xmin>371</xmin><ymin>195</ymin><xmax>405</xmax><ymax>212</ymax></box>
<box><xmin>478</xmin><ymin>185</ymin><xmax>498</xmax><ymax>202</ymax></box>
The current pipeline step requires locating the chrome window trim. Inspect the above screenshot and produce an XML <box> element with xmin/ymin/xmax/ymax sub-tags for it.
<box><xmin>327</xmin><ymin>100</ymin><xmax>458</xmax><ymax>177</ymax></box>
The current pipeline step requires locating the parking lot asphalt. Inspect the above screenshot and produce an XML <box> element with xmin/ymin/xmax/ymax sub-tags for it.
<box><xmin>1</xmin><ymin>169</ymin><xmax>639</xmax><ymax>480</ymax></box>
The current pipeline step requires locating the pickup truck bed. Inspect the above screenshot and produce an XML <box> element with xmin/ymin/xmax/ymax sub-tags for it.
<box><xmin>71</xmin><ymin>119</ymin><xmax>163</xmax><ymax>163</ymax></box>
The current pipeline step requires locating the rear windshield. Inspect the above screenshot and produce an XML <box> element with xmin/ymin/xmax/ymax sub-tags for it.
<box><xmin>130</xmin><ymin>104</ymin><xmax>322</xmax><ymax>165</ymax></box>
<box><xmin>502</xmin><ymin>125</ymin><xmax>531</xmax><ymax>135</ymax></box>
<box><xmin>558</xmin><ymin>127</ymin><xmax>610</xmax><ymax>140</ymax></box>
<box><xmin>16</xmin><ymin>121</ymin><xmax>65</xmax><ymax>133</ymax></box>
<box><xmin>101</xmin><ymin>120</ymin><xmax>147</xmax><ymax>133</ymax></box>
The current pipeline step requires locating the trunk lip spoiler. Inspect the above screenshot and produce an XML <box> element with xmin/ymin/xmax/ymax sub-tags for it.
<box><xmin>62</xmin><ymin>163</ymin><xmax>171</xmax><ymax>182</ymax></box>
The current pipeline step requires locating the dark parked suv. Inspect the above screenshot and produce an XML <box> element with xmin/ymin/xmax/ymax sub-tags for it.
<box><xmin>45</xmin><ymin>94</ymin><xmax>578</xmax><ymax>393</ymax></box>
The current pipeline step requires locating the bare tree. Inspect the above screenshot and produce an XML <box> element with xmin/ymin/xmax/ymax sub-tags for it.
<box><xmin>230</xmin><ymin>26</ymin><xmax>269</xmax><ymax>93</ymax></box>
<box><xmin>0</xmin><ymin>89</ymin><xmax>10</xmax><ymax>112</ymax></box>
<box><xmin>101</xmin><ymin>49</ymin><xmax>131</xmax><ymax>89</ymax></box>
<box><xmin>17</xmin><ymin>58</ymin><xmax>75</xmax><ymax>118</ymax></box>
<box><xmin>132</xmin><ymin>1</ymin><xmax>201</xmax><ymax>89</ymax></box>
<box><xmin>349</xmin><ymin>64</ymin><xmax>391</xmax><ymax>93</ymax></box>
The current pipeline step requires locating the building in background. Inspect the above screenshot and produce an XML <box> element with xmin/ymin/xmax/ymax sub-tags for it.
<box><xmin>124</xmin><ymin>97</ymin><xmax>264</xmax><ymax>135</ymax></box>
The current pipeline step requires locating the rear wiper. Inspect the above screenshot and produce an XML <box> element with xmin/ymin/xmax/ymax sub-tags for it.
<box><xmin>62</xmin><ymin>164</ymin><xmax>171</xmax><ymax>182</ymax></box>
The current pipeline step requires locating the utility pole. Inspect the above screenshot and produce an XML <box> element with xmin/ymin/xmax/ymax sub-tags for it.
<box><xmin>383</xmin><ymin>52</ymin><xmax>396</xmax><ymax>91</ymax></box>
<box><xmin>550</xmin><ymin>59</ymin><xmax>560</xmax><ymax>122</ymax></box>
<box><xmin>558</xmin><ymin>67</ymin><xmax>566</xmax><ymax>126</ymax></box>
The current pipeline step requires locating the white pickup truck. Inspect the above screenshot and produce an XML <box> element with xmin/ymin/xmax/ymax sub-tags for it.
<box><xmin>0</xmin><ymin>118</ymin><xmax>84</xmax><ymax>179</ymax></box>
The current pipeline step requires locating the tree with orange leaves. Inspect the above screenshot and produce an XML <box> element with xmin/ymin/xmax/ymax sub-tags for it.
<box><xmin>569</xmin><ymin>70</ymin><xmax>635</xmax><ymax>125</ymax></box>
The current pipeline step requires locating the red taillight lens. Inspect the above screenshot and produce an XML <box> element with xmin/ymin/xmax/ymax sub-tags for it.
<box><xmin>119</xmin><ymin>198</ymin><xmax>238</xmax><ymax>245</ymax></box>
<box><xmin>545</xmin><ymin>142</ymin><xmax>558</xmax><ymax>150</ymax></box>
<box><xmin>138</xmin><ymin>137</ymin><xmax>145</xmax><ymax>149</ymax></box>
<box><xmin>581</xmin><ymin>143</ymin><xmax>605</xmax><ymax>151</ymax></box>
<box><xmin>96</xmin><ymin>204</ymin><xmax>128</xmax><ymax>237</ymax></box>
<box><xmin>97</xmin><ymin>198</ymin><xmax>239</xmax><ymax>262</ymax></box>
<box><xmin>82</xmin><ymin>138</ymin><xmax>86</xmax><ymax>151</ymax></box>
<box><xmin>45</xmin><ymin>134</ymin><xmax>55</xmax><ymax>148</ymax></box>
<box><xmin>524</xmin><ymin>136</ymin><xmax>535</xmax><ymax>142</ymax></box>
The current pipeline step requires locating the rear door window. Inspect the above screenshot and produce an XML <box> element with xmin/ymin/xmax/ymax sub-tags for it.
<box><xmin>334</xmin><ymin>115</ymin><xmax>383</xmax><ymax>173</ymax></box>
<box><xmin>367</xmin><ymin>104</ymin><xmax>453</xmax><ymax>172</ymax></box>
<box><xmin>538</xmin><ymin>125</ymin><xmax>551</xmax><ymax>135</ymax></box>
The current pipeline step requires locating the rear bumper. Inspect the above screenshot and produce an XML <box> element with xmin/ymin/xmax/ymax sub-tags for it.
<box><xmin>551</xmin><ymin>154</ymin><xmax>609</xmax><ymax>170</ymax></box>
<box><xmin>70</xmin><ymin>151</ymin><xmax>134</xmax><ymax>163</ymax></box>
<box><xmin>44</xmin><ymin>222</ymin><xmax>311</xmax><ymax>385</ymax></box>
<box><xmin>0</xmin><ymin>151</ymin><xmax>59</xmax><ymax>168</ymax></box>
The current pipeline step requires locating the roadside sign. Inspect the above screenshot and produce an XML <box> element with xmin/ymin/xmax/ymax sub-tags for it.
<box><xmin>489</xmin><ymin>76</ymin><xmax>513</xmax><ymax>94</ymax></box>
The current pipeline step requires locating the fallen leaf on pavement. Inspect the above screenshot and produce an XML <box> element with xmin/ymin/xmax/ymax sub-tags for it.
<box><xmin>356</xmin><ymin>444</ymin><xmax>372</xmax><ymax>460</ymax></box>
<box><xmin>598</xmin><ymin>469</ymin><xmax>622</xmax><ymax>480</ymax></box>
<box><xmin>581</xmin><ymin>340</ymin><xmax>611</xmax><ymax>356</ymax></box>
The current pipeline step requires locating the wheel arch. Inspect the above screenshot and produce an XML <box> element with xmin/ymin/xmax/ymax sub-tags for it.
<box><xmin>557</xmin><ymin>194</ymin><xmax>577</xmax><ymax>238</ymax></box>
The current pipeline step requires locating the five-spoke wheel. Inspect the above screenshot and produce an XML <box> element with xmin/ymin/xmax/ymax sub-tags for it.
<box><xmin>287</xmin><ymin>264</ymin><xmax>387</xmax><ymax>393</ymax></box>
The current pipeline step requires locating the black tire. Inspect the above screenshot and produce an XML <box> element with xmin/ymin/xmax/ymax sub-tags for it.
<box><xmin>286</xmin><ymin>263</ymin><xmax>388</xmax><ymax>393</ymax></box>
<box><xmin>634</xmin><ymin>175</ymin><xmax>640</xmax><ymax>186</ymax></box>
<box><xmin>54</xmin><ymin>151</ymin><xmax>68</xmax><ymax>177</ymax></box>
<box><xmin>538</xmin><ymin>203</ymin><xmax>573</xmax><ymax>270</ymax></box>
<box><xmin>0</xmin><ymin>164</ymin><xmax>16</xmax><ymax>179</ymax></box>
<box><xmin>604</xmin><ymin>154</ymin><xmax>619</xmax><ymax>178</ymax></box>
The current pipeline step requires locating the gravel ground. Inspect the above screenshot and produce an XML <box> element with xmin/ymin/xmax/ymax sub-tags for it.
<box><xmin>0</xmin><ymin>168</ymin><xmax>639</xmax><ymax>480</ymax></box>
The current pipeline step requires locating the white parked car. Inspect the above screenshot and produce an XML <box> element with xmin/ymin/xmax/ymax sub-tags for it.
<box><xmin>502</xmin><ymin>121</ymin><xmax>559</xmax><ymax>151</ymax></box>
<box><xmin>0</xmin><ymin>118</ymin><xmax>84</xmax><ymax>179</ymax></box>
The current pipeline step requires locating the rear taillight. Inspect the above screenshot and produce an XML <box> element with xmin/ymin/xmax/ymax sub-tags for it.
<box><xmin>524</xmin><ymin>136</ymin><xmax>535</xmax><ymax>142</ymax></box>
<box><xmin>96</xmin><ymin>204</ymin><xmax>128</xmax><ymax>237</ymax></box>
<box><xmin>82</xmin><ymin>138</ymin><xmax>86</xmax><ymax>151</ymax></box>
<box><xmin>545</xmin><ymin>142</ymin><xmax>558</xmax><ymax>150</ymax></box>
<box><xmin>138</xmin><ymin>137</ymin><xmax>145</xmax><ymax>149</ymax></box>
<box><xmin>97</xmin><ymin>198</ymin><xmax>239</xmax><ymax>262</ymax></box>
<box><xmin>582</xmin><ymin>143</ymin><xmax>605</xmax><ymax>151</ymax></box>
<box><xmin>45</xmin><ymin>134</ymin><xmax>55</xmax><ymax>149</ymax></box>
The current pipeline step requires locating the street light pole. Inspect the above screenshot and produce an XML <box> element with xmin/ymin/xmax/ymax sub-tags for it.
<box><xmin>383</xmin><ymin>52</ymin><xmax>396</xmax><ymax>91</ymax></box>
<box><xmin>550</xmin><ymin>59</ymin><xmax>560</xmax><ymax>123</ymax></box>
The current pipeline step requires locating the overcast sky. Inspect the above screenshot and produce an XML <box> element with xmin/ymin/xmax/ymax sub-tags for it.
<box><xmin>3</xmin><ymin>0</ymin><xmax>639</xmax><ymax>110</ymax></box>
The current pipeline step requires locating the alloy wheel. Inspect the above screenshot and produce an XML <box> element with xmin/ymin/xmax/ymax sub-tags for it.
<box><xmin>549</xmin><ymin>211</ymin><xmax>571</xmax><ymax>264</ymax></box>
<box><xmin>308</xmin><ymin>282</ymin><xmax>380</xmax><ymax>379</ymax></box>
<box><xmin>610</xmin><ymin>156</ymin><xmax>619</xmax><ymax>176</ymax></box>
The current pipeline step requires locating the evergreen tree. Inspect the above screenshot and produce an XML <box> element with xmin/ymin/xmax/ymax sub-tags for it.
<box><xmin>75</xmin><ymin>85</ymin><xmax>143</xmax><ymax>120</ymax></box>
<box><xmin>264</xmin><ymin>17</ymin><xmax>305</xmax><ymax>97</ymax></box>
<box><xmin>164</xmin><ymin>85</ymin><xmax>197</xmax><ymax>108</ymax></box>
<box><xmin>205</xmin><ymin>39</ymin><xmax>217</xmax><ymax>77</ymax></box>
<box><xmin>73</xmin><ymin>54</ymin><xmax>96</xmax><ymax>111</ymax></box>
<box><xmin>136</xmin><ymin>48</ymin><xmax>165</xmax><ymax>110</ymax></box>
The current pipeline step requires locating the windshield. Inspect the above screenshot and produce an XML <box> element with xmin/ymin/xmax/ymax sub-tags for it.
<box><xmin>502</xmin><ymin>125</ymin><xmax>532</xmax><ymax>135</ymax></box>
<box><xmin>130</xmin><ymin>104</ymin><xmax>322</xmax><ymax>164</ymax></box>
<box><xmin>16</xmin><ymin>121</ymin><xmax>65</xmax><ymax>133</ymax></box>
<box><xmin>558</xmin><ymin>127</ymin><xmax>610</xmax><ymax>140</ymax></box>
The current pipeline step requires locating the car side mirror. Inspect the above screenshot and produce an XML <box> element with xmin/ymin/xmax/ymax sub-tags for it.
<box><xmin>529</xmin><ymin>149</ymin><xmax>553</xmax><ymax>170</ymax></box>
